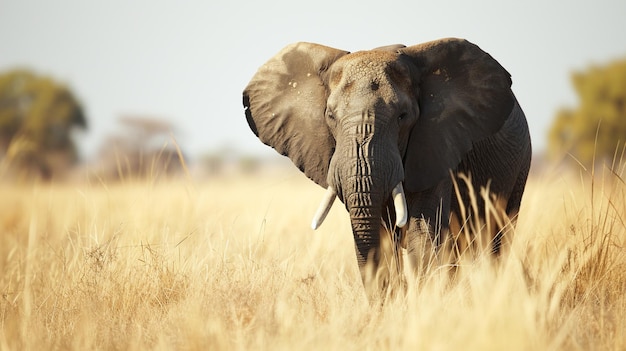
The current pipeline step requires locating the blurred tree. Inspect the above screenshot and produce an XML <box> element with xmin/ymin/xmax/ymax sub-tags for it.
<box><xmin>0</xmin><ymin>69</ymin><xmax>87</xmax><ymax>180</ymax></box>
<box><xmin>96</xmin><ymin>116</ymin><xmax>185</xmax><ymax>180</ymax></box>
<box><xmin>548</xmin><ymin>58</ymin><xmax>626</xmax><ymax>168</ymax></box>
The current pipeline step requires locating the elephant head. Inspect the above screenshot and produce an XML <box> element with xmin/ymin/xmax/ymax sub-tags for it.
<box><xmin>243</xmin><ymin>38</ymin><xmax>518</xmax><ymax>292</ymax></box>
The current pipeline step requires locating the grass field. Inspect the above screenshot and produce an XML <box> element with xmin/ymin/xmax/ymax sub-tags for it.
<box><xmin>0</xmin><ymin>165</ymin><xmax>625</xmax><ymax>350</ymax></box>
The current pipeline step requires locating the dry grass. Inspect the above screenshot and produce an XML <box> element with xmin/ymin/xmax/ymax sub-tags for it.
<box><xmin>0</xmin><ymin>166</ymin><xmax>625</xmax><ymax>350</ymax></box>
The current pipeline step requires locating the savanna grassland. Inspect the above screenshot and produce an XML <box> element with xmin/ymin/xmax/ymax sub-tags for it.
<box><xmin>0</xmin><ymin>165</ymin><xmax>625</xmax><ymax>350</ymax></box>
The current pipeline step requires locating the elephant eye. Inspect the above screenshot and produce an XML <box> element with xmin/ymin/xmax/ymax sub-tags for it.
<box><xmin>398</xmin><ymin>113</ymin><xmax>407</xmax><ymax>121</ymax></box>
<box><xmin>326</xmin><ymin>110</ymin><xmax>335</xmax><ymax>120</ymax></box>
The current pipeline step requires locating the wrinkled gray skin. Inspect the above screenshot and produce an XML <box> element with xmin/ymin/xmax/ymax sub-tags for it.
<box><xmin>243</xmin><ymin>38</ymin><xmax>531</xmax><ymax>298</ymax></box>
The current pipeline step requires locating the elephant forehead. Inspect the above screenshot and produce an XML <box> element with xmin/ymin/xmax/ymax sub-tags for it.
<box><xmin>331</xmin><ymin>53</ymin><xmax>404</xmax><ymax>107</ymax></box>
<box><xmin>338</xmin><ymin>52</ymin><xmax>394</xmax><ymax>83</ymax></box>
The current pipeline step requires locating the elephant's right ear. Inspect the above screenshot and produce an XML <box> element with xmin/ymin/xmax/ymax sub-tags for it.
<box><xmin>243</xmin><ymin>42</ymin><xmax>349</xmax><ymax>188</ymax></box>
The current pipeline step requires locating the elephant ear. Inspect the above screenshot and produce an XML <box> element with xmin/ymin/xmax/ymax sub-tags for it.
<box><xmin>243</xmin><ymin>42</ymin><xmax>349</xmax><ymax>188</ymax></box>
<box><xmin>399</xmin><ymin>38</ymin><xmax>514</xmax><ymax>192</ymax></box>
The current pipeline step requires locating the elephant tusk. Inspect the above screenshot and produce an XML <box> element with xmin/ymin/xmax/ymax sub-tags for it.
<box><xmin>392</xmin><ymin>182</ymin><xmax>408</xmax><ymax>228</ymax></box>
<box><xmin>311</xmin><ymin>186</ymin><xmax>337</xmax><ymax>230</ymax></box>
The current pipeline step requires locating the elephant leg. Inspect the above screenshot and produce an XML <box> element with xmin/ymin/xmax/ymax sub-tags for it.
<box><xmin>402</xmin><ymin>217</ymin><xmax>440</xmax><ymax>280</ymax></box>
<box><xmin>450</xmin><ymin>173</ymin><xmax>511</xmax><ymax>258</ymax></box>
<box><xmin>493</xmin><ymin>151</ymin><xmax>531</xmax><ymax>255</ymax></box>
<box><xmin>402</xmin><ymin>178</ymin><xmax>452</xmax><ymax>279</ymax></box>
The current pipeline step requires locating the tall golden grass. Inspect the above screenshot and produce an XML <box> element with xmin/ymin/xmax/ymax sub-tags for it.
<box><xmin>0</xmin><ymin>165</ymin><xmax>624</xmax><ymax>350</ymax></box>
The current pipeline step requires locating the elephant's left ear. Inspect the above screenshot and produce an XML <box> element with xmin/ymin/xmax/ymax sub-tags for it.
<box><xmin>243</xmin><ymin>42</ymin><xmax>349</xmax><ymax>188</ymax></box>
<box><xmin>399</xmin><ymin>38</ymin><xmax>514</xmax><ymax>192</ymax></box>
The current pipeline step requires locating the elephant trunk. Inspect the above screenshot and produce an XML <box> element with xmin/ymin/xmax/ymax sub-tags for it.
<box><xmin>312</xmin><ymin>182</ymin><xmax>407</xmax><ymax>230</ymax></box>
<box><xmin>338</xmin><ymin>132</ymin><xmax>406</xmax><ymax>267</ymax></box>
<box><xmin>311</xmin><ymin>116</ymin><xmax>407</xmax><ymax>280</ymax></box>
<box><xmin>344</xmin><ymin>175</ymin><xmax>385</xmax><ymax>266</ymax></box>
<box><xmin>311</xmin><ymin>175</ymin><xmax>385</xmax><ymax>267</ymax></box>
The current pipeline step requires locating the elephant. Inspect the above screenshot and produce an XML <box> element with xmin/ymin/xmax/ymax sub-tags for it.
<box><xmin>242</xmin><ymin>38</ymin><xmax>531</xmax><ymax>298</ymax></box>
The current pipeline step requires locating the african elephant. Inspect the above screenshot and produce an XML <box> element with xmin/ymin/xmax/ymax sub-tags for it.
<box><xmin>243</xmin><ymin>38</ymin><xmax>531</xmax><ymax>298</ymax></box>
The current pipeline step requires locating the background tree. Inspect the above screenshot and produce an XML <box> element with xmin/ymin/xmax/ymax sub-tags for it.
<box><xmin>0</xmin><ymin>69</ymin><xmax>87</xmax><ymax>180</ymax></box>
<box><xmin>95</xmin><ymin>116</ymin><xmax>185</xmax><ymax>180</ymax></box>
<box><xmin>548</xmin><ymin>58</ymin><xmax>626</xmax><ymax>168</ymax></box>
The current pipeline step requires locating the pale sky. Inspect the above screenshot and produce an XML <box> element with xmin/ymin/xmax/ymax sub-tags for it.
<box><xmin>1</xmin><ymin>0</ymin><xmax>625</xmax><ymax>161</ymax></box>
